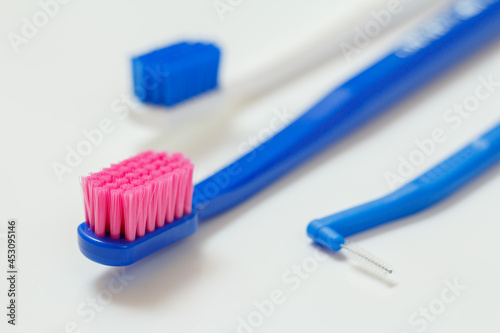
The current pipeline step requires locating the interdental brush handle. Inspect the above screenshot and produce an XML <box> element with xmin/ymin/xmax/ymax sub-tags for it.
<box><xmin>308</xmin><ymin>122</ymin><xmax>500</xmax><ymax>251</ymax></box>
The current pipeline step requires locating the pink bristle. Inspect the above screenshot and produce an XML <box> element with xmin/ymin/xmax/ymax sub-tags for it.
<box><xmin>171</xmin><ymin>152</ymin><xmax>183</xmax><ymax>162</ymax></box>
<box><xmin>151</xmin><ymin>160</ymin><xmax>165</xmax><ymax>170</ymax></box>
<box><xmin>184</xmin><ymin>164</ymin><xmax>194</xmax><ymax>214</ymax></box>
<box><xmin>146</xmin><ymin>181</ymin><xmax>158</xmax><ymax>232</ymax></box>
<box><xmin>175</xmin><ymin>169</ymin><xmax>188</xmax><ymax>219</ymax></box>
<box><xmin>115</xmin><ymin>178</ymin><xmax>129</xmax><ymax>187</ymax></box>
<box><xmin>124</xmin><ymin>172</ymin><xmax>138</xmax><ymax>181</ymax></box>
<box><xmin>93</xmin><ymin>186</ymin><xmax>109</xmax><ymax>237</ymax></box>
<box><xmin>156</xmin><ymin>152</ymin><xmax>168</xmax><ymax>160</ymax></box>
<box><xmin>80</xmin><ymin>151</ymin><xmax>194</xmax><ymax>241</ymax></box>
<box><xmin>144</xmin><ymin>163</ymin><xmax>158</xmax><ymax>172</ymax></box>
<box><xmin>81</xmin><ymin>177</ymin><xmax>91</xmax><ymax>225</ymax></box>
<box><xmin>84</xmin><ymin>178</ymin><xmax>99</xmax><ymax>229</ymax></box>
<box><xmin>104</xmin><ymin>184</ymin><xmax>115</xmax><ymax>234</ymax></box>
<box><xmin>135</xmin><ymin>185</ymin><xmax>150</xmax><ymax>238</ymax></box>
<box><xmin>155</xmin><ymin>174</ymin><xmax>171</xmax><ymax>228</ymax></box>
<box><xmin>119</xmin><ymin>184</ymin><xmax>132</xmax><ymax>235</ymax></box>
<box><xmin>141</xmin><ymin>175</ymin><xmax>156</xmax><ymax>232</ymax></box>
<box><xmin>106</xmin><ymin>169</ymin><xmax>123</xmax><ymax>180</ymax></box>
<box><xmin>166</xmin><ymin>172</ymin><xmax>179</xmax><ymax>223</ymax></box>
<box><xmin>109</xmin><ymin>188</ymin><xmax>122</xmax><ymax>239</ymax></box>
<box><xmin>123</xmin><ymin>190</ymin><xmax>138</xmax><ymax>241</ymax></box>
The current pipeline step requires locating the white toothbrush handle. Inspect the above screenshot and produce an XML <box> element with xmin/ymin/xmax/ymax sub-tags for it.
<box><xmin>226</xmin><ymin>0</ymin><xmax>449</xmax><ymax>98</ymax></box>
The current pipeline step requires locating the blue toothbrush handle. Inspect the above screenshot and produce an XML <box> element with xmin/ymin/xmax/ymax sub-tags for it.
<box><xmin>194</xmin><ymin>0</ymin><xmax>500</xmax><ymax>222</ymax></box>
<box><xmin>308</xmin><ymin>123</ymin><xmax>500</xmax><ymax>251</ymax></box>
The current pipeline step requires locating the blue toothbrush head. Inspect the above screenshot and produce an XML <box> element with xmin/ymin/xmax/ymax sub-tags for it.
<box><xmin>132</xmin><ymin>41</ymin><xmax>221</xmax><ymax>107</ymax></box>
<box><xmin>78</xmin><ymin>212</ymin><xmax>198</xmax><ymax>266</ymax></box>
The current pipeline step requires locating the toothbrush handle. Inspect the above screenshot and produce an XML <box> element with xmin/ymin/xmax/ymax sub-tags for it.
<box><xmin>234</xmin><ymin>0</ymin><xmax>437</xmax><ymax>97</ymax></box>
<box><xmin>308</xmin><ymin>122</ymin><xmax>500</xmax><ymax>248</ymax></box>
<box><xmin>194</xmin><ymin>0</ymin><xmax>500</xmax><ymax>221</ymax></box>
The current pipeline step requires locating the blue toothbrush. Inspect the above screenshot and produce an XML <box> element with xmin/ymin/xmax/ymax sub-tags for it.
<box><xmin>78</xmin><ymin>0</ymin><xmax>500</xmax><ymax>266</ymax></box>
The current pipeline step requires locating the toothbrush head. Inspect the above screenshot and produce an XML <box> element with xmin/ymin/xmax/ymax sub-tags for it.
<box><xmin>132</xmin><ymin>42</ymin><xmax>221</xmax><ymax>107</ymax></box>
<box><xmin>77</xmin><ymin>151</ymin><xmax>196</xmax><ymax>266</ymax></box>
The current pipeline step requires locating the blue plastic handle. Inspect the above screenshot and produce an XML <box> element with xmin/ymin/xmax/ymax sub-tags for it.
<box><xmin>194</xmin><ymin>0</ymin><xmax>500</xmax><ymax>221</ymax></box>
<box><xmin>308</xmin><ymin>122</ymin><xmax>500</xmax><ymax>251</ymax></box>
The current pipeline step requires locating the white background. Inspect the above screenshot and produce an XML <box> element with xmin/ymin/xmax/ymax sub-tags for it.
<box><xmin>1</xmin><ymin>0</ymin><xmax>500</xmax><ymax>332</ymax></box>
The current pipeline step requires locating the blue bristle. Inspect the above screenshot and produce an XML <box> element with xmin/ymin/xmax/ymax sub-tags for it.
<box><xmin>132</xmin><ymin>42</ymin><xmax>221</xmax><ymax>107</ymax></box>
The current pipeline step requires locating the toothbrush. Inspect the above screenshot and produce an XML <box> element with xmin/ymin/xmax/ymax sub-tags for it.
<box><xmin>78</xmin><ymin>0</ymin><xmax>500</xmax><ymax>266</ymax></box>
<box><xmin>128</xmin><ymin>0</ymin><xmax>446</xmax><ymax>127</ymax></box>
<box><xmin>307</xmin><ymin>121</ymin><xmax>500</xmax><ymax>272</ymax></box>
